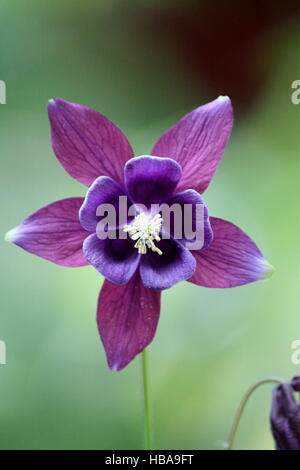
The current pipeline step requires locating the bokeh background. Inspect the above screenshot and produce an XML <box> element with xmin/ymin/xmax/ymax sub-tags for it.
<box><xmin>1</xmin><ymin>0</ymin><xmax>300</xmax><ymax>450</ymax></box>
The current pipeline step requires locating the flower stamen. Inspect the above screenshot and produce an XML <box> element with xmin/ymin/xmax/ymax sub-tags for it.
<box><xmin>123</xmin><ymin>213</ymin><xmax>163</xmax><ymax>255</ymax></box>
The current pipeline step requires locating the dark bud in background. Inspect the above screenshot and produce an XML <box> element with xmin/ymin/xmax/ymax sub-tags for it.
<box><xmin>271</xmin><ymin>377</ymin><xmax>300</xmax><ymax>450</ymax></box>
<box><xmin>148</xmin><ymin>0</ymin><xmax>300</xmax><ymax>113</ymax></box>
<box><xmin>291</xmin><ymin>376</ymin><xmax>300</xmax><ymax>393</ymax></box>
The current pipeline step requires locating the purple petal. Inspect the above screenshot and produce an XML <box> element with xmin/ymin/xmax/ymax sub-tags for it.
<box><xmin>79</xmin><ymin>176</ymin><xmax>126</xmax><ymax>232</ymax></box>
<box><xmin>48</xmin><ymin>98</ymin><xmax>134</xmax><ymax>187</ymax></box>
<box><xmin>166</xmin><ymin>189</ymin><xmax>213</xmax><ymax>250</ymax></box>
<box><xmin>97</xmin><ymin>274</ymin><xmax>161</xmax><ymax>370</ymax></box>
<box><xmin>6</xmin><ymin>198</ymin><xmax>89</xmax><ymax>267</ymax></box>
<box><xmin>188</xmin><ymin>217</ymin><xmax>274</xmax><ymax>288</ymax></box>
<box><xmin>83</xmin><ymin>233</ymin><xmax>140</xmax><ymax>284</ymax></box>
<box><xmin>124</xmin><ymin>155</ymin><xmax>182</xmax><ymax>207</ymax></box>
<box><xmin>151</xmin><ymin>96</ymin><xmax>233</xmax><ymax>193</ymax></box>
<box><xmin>139</xmin><ymin>239</ymin><xmax>196</xmax><ymax>290</ymax></box>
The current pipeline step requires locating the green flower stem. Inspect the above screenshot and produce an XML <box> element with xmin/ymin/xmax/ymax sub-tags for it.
<box><xmin>141</xmin><ymin>348</ymin><xmax>152</xmax><ymax>450</ymax></box>
<box><xmin>226</xmin><ymin>376</ymin><xmax>285</xmax><ymax>450</ymax></box>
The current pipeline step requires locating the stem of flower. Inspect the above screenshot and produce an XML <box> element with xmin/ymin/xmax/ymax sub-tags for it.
<box><xmin>141</xmin><ymin>348</ymin><xmax>152</xmax><ymax>450</ymax></box>
<box><xmin>226</xmin><ymin>376</ymin><xmax>285</xmax><ymax>450</ymax></box>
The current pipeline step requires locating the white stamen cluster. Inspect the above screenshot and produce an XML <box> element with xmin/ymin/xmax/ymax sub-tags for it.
<box><xmin>123</xmin><ymin>213</ymin><xmax>163</xmax><ymax>255</ymax></box>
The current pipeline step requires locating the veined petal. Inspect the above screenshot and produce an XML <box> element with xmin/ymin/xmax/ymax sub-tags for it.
<box><xmin>188</xmin><ymin>217</ymin><xmax>274</xmax><ymax>288</ymax></box>
<box><xmin>48</xmin><ymin>98</ymin><xmax>134</xmax><ymax>186</ymax></box>
<box><xmin>139</xmin><ymin>238</ymin><xmax>196</xmax><ymax>290</ymax></box>
<box><xmin>124</xmin><ymin>155</ymin><xmax>182</xmax><ymax>207</ymax></box>
<box><xmin>83</xmin><ymin>233</ymin><xmax>140</xmax><ymax>285</ymax></box>
<box><xmin>79</xmin><ymin>176</ymin><xmax>126</xmax><ymax>232</ymax></box>
<box><xmin>6</xmin><ymin>198</ymin><xmax>89</xmax><ymax>267</ymax></box>
<box><xmin>97</xmin><ymin>274</ymin><xmax>161</xmax><ymax>370</ymax></box>
<box><xmin>151</xmin><ymin>96</ymin><xmax>233</xmax><ymax>193</ymax></box>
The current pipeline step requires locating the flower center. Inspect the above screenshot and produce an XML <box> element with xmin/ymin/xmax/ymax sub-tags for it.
<box><xmin>123</xmin><ymin>213</ymin><xmax>163</xmax><ymax>255</ymax></box>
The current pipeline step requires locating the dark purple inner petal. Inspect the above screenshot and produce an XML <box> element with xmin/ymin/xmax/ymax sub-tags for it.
<box><xmin>165</xmin><ymin>189</ymin><xmax>213</xmax><ymax>250</ymax></box>
<box><xmin>83</xmin><ymin>233</ymin><xmax>140</xmax><ymax>285</ymax></box>
<box><xmin>124</xmin><ymin>155</ymin><xmax>182</xmax><ymax>208</ymax></box>
<box><xmin>104</xmin><ymin>238</ymin><xmax>136</xmax><ymax>261</ymax></box>
<box><xmin>139</xmin><ymin>238</ymin><xmax>196</xmax><ymax>290</ymax></box>
<box><xmin>79</xmin><ymin>176</ymin><xmax>129</xmax><ymax>232</ymax></box>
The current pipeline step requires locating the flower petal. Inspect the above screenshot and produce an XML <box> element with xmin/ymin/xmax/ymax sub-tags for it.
<box><xmin>6</xmin><ymin>198</ymin><xmax>89</xmax><ymax>267</ymax></box>
<box><xmin>166</xmin><ymin>189</ymin><xmax>213</xmax><ymax>250</ymax></box>
<box><xmin>48</xmin><ymin>98</ymin><xmax>134</xmax><ymax>186</ymax></box>
<box><xmin>139</xmin><ymin>238</ymin><xmax>196</xmax><ymax>290</ymax></box>
<box><xmin>79</xmin><ymin>176</ymin><xmax>126</xmax><ymax>232</ymax></box>
<box><xmin>151</xmin><ymin>96</ymin><xmax>233</xmax><ymax>193</ymax></box>
<box><xmin>83</xmin><ymin>233</ymin><xmax>140</xmax><ymax>284</ymax></box>
<box><xmin>97</xmin><ymin>274</ymin><xmax>161</xmax><ymax>370</ymax></box>
<box><xmin>188</xmin><ymin>217</ymin><xmax>274</xmax><ymax>288</ymax></box>
<box><xmin>124</xmin><ymin>155</ymin><xmax>182</xmax><ymax>207</ymax></box>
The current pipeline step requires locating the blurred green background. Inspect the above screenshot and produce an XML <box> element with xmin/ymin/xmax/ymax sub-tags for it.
<box><xmin>1</xmin><ymin>0</ymin><xmax>300</xmax><ymax>450</ymax></box>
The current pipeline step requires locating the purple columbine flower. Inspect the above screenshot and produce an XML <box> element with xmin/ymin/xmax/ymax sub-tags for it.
<box><xmin>271</xmin><ymin>377</ymin><xmax>300</xmax><ymax>450</ymax></box>
<box><xmin>6</xmin><ymin>96</ymin><xmax>274</xmax><ymax>370</ymax></box>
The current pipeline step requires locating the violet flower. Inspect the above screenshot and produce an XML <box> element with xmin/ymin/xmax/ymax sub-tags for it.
<box><xmin>6</xmin><ymin>96</ymin><xmax>273</xmax><ymax>370</ymax></box>
<box><xmin>271</xmin><ymin>377</ymin><xmax>300</xmax><ymax>450</ymax></box>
